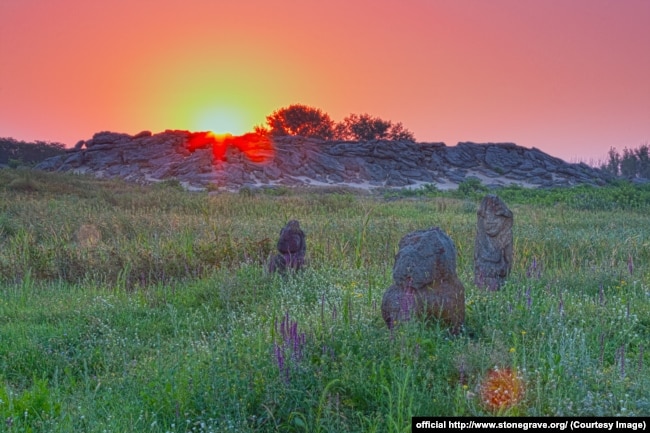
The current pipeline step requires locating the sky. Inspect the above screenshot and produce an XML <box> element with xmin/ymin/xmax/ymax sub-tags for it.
<box><xmin>1</xmin><ymin>0</ymin><xmax>648</xmax><ymax>164</ymax></box>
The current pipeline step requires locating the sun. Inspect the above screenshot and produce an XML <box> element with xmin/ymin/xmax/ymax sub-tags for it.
<box><xmin>195</xmin><ymin>107</ymin><xmax>249</xmax><ymax>135</ymax></box>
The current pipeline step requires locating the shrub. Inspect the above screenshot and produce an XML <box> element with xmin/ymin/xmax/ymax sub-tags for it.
<box><xmin>456</xmin><ymin>177</ymin><xmax>488</xmax><ymax>197</ymax></box>
<box><xmin>264</xmin><ymin>105</ymin><xmax>416</xmax><ymax>143</ymax></box>
<box><xmin>335</xmin><ymin>113</ymin><xmax>415</xmax><ymax>142</ymax></box>
<box><xmin>0</xmin><ymin>137</ymin><xmax>66</xmax><ymax>165</ymax></box>
<box><xmin>601</xmin><ymin>143</ymin><xmax>650</xmax><ymax>179</ymax></box>
<box><xmin>266</xmin><ymin>104</ymin><xmax>335</xmax><ymax>140</ymax></box>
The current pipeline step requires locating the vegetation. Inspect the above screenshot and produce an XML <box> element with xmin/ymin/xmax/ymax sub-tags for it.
<box><xmin>600</xmin><ymin>143</ymin><xmax>650</xmax><ymax>179</ymax></box>
<box><xmin>0</xmin><ymin>137</ymin><xmax>66</xmax><ymax>167</ymax></box>
<box><xmin>335</xmin><ymin>114</ymin><xmax>415</xmax><ymax>142</ymax></box>
<box><xmin>264</xmin><ymin>104</ymin><xmax>416</xmax><ymax>142</ymax></box>
<box><xmin>1</xmin><ymin>169</ymin><xmax>649</xmax><ymax>431</ymax></box>
<box><xmin>265</xmin><ymin>104</ymin><xmax>336</xmax><ymax>141</ymax></box>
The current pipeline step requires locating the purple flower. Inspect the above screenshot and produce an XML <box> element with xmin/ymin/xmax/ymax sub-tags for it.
<box><xmin>273</xmin><ymin>311</ymin><xmax>309</xmax><ymax>383</ymax></box>
<box><xmin>274</xmin><ymin>342</ymin><xmax>288</xmax><ymax>382</ymax></box>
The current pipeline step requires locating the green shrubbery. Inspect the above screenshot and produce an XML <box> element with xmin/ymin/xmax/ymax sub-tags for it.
<box><xmin>385</xmin><ymin>178</ymin><xmax>650</xmax><ymax>212</ymax></box>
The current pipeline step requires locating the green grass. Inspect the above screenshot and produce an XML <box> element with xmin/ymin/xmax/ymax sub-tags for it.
<box><xmin>1</xmin><ymin>170</ymin><xmax>650</xmax><ymax>431</ymax></box>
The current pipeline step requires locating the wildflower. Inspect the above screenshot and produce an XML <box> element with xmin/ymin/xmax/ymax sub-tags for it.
<box><xmin>479</xmin><ymin>367</ymin><xmax>525</xmax><ymax>412</ymax></box>
<box><xmin>273</xmin><ymin>311</ymin><xmax>308</xmax><ymax>383</ymax></box>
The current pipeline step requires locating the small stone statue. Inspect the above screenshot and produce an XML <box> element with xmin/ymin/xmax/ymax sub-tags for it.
<box><xmin>268</xmin><ymin>220</ymin><xmax>306</xmax><ymax>274</ymax></box>
<box><xmin>474</xmin><ymin>194</ymin><xmax>513</xmax><ymax>291</ymax></box>
<box><xmin>381</xmin><ymin>227</ymin><xmax>465</xmax><ymax>335</ymax></box>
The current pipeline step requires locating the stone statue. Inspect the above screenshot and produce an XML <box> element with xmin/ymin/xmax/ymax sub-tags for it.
<box><xmin>268</xmin><ymin>220</ymin><xmax>306</xmax><ymax>274</ymax></box>
<box><xmin>381</xmin><ymin>227</ymin><xmax>465</xmax><ymax>335</ymax></box>
<box><xmin>474</xmin><ymin>194</ymin><xmax>513</xmax><ymax>291</ymax></box>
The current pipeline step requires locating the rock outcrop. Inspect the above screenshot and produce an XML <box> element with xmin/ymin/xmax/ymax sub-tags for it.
<box><xmin>35</xmin><ymin>130</ymin><xmax>611</xmax><ymax>191</ymax></box>
<box><xmin>381</xmin><ymin>227</ymin><xmax>465</xmax><ymax>334</ymax></box>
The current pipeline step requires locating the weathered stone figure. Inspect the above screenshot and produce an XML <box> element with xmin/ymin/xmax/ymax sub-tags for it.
<box><xmin>381</xmin><ymin>227</ymin><xmax>465</xmax><ymax>335</ymax></box>
<box><xmin>268</xmin><ymin>220</ymin><xmax>306</xmax><ymax>274</ymax></box>
<box><xmin>474</xmin><ymin>194</ymin><xmax>513</xmax><ymax>291</ymax></box>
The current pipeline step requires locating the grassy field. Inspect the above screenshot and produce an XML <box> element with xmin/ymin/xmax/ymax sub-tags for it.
<box><xmin>1</xmin><ymin>168</ymin><xmax>650</xmax><ymax>432</ymax></box>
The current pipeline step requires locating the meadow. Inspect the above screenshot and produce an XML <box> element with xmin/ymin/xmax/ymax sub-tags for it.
<box><xmin>1</xmin><ymin>168</ymin><xmax>649</xmax><ymax>432</ymax></box>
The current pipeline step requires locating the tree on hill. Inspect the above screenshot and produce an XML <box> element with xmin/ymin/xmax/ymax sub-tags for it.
<box><xmin>601</xmin><ymin>143</ymin><xmax>650</xmax><ymax>179</ymax></box>
<box><xmin>265</xmin><ymin>104</ymin><xmax>335</xmax><ymax>140</ymax></box>
<box><xmin>264</xmin><ymin>105</ymin><xmax>417</xmax><ymax>143</ymax></box>
<box><xmin>334</xmin><ymin>113</ymin><xmax>415</xmax><ymax>142</ymax></box>
<box><xmin>0</xmin><ymin>137</ymin><xmax>66</xmax><ymax>166</ymax></box>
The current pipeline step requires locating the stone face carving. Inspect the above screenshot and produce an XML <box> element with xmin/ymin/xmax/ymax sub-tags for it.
<box><xmin>381</xmin><ymin>227</ymin><xmax>465</xmax><ymax>334</ymax></box>
<box><xmin>474</xmin><ymin>194</ymin><xmax>513</xmax><ymax>291</ymax></box>
<box><xmin>268</xmin><ymin>220</ymin><xmax>306</xmax><ymax>274</ymax></box>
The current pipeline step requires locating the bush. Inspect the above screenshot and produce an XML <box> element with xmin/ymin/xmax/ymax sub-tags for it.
<box><xmin>0</xmin><ymin>137</ymin><xmax>66</xmax><ymax>165</ymax></box>
<box><xmin>264</xmin><ymin>105</ymin><xmax>417</xmax><ymax>143</ymax></box>
<box><xmin>8</xmin><ymin>158</ymin><xmax>23</xmax><ymax>169</ymax></box>
<box><xmin>456</xmin><ymin>177</ymin><xmax>489</xmax><ymax>197</ymax></box>
<box><xmin>601</xmin><ymin>143</ymin><xmax>650</xmax><ymax>179</ymax></box>
<box><xmin>335</xmin><ymin>113</ymin><xmax>415</xmax><ymax>142</ymax></box>
<box><xmin>265</xmin><ymin>104</ymin><xmax>335</xmax><ymax>140</ymax></box>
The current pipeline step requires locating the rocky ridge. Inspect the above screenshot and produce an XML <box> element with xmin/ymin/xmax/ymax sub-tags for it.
<box><xmin>35</xmin><ymin>130</ymin><xmax>611</xmax><ymax>191</ymax></box>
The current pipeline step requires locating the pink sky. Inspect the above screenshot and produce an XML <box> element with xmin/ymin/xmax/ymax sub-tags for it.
<box><xmin>1</xmin><ymin>0</ymin><xmax>648</xmax><ymax>163</ymax></box>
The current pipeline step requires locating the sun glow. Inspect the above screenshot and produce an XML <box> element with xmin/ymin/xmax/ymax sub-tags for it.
<box><xmin>479</xmin><ymin>367</ymin><xmax>525</xmax><ymax>413</ymax></box>
<box><xmin>186</xmin><ymin>131</ymin><xmax>274</xmax><ymax>163</ymax></box>
<box><xmin>195</xmin><ymin>107</ymin><xmax>249</xmax><ymax>135</ymax></box>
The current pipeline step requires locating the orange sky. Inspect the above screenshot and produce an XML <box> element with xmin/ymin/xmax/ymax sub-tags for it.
<box><xmin>1</xmin><ymin>0</ymin><xmax>648</xmax><ymax>163</ymax></box>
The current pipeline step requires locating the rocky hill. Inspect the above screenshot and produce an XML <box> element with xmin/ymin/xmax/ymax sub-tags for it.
<box><xmin>35</xmin><ymin>130</ymin><xmax>611</xmax><ymax>191</ymax></box>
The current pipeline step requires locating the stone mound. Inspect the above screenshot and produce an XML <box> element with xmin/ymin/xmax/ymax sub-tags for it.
<box><xmin>36</xmin><ymin>130</ymin><xmax>611</xmax><ymax>191</ymax></box>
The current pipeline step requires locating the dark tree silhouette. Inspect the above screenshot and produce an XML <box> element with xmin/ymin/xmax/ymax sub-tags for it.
<box><xmin>600</xmin><ymin>143</ymin><xmax>650</xmax><ymax>179</ymax></box>
<box><xmin>265</xmin><ymin>104</ymin><xmax>335</xmax><ymax>140</ymax></box>
<box><xmin>335</xmin><ymin>113</ymin><xmax>415</xmax><ymax>142</ymax></box>
<box><xmin>0</xmin><ymin>137</ymin><xmax>66</xmax><ymax>166</ymax></box>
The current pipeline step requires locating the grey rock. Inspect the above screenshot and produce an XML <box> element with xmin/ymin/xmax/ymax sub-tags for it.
<box><xmin>263</xmin><ymin>164</ymin><xmax>282</xmax><ymax>180</ymax></box>
<box><xmin>62</xmin><ymin>152</ymin><xmax>85</xmax><ymax>168</ymax></box>
<box><xmin>35</xmin><ymin>155</ymin><xmax>66</xmax><ymax>171</ymax></box>
<box><xmin>385</xmin><ymin>170</ymin><xmax>409</xmax><ymax>186</ymax></box>
<box><xmin>444</xmin><ymin>145</ymin><xmax>479</xmax><ymax>168</ymax></box>
<box><xmin>474</xmin><ymin>195</ymin><xmax>513</xmax><ymax>291</ymax></box>
<box><xmin>382</xmin><ymin>227</ymin><xmax>465</xmax><ymax>334</ymax></box>
<box><xmin>34</xmin><ymin>130</ymin><xmax>612</xmax><ymax>191</ymax></box>
<box><xmin>268</xmin><ymin>220</ymin><xmax>306</xmax><ymax>274</ymax></box>
<box><xmin>484</xmin><ymin>145</ymin><xmax>522</xmax><ymax>172</ymax></box>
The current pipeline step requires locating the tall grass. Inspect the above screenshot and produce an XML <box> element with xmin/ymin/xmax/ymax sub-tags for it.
<box><xmin>1</xmin><ymin>170</ymin><xmax>649</xmax><ymax>431</ymax></box>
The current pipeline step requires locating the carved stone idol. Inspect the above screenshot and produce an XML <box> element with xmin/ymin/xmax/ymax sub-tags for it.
<box><xmin>381</xmin><ymin>227</ymin><xmax>465</xmax><ymax>335</ymax></box>
<box><xmin>268</xmin><ymin>220</ymin><xmax>306</xmax><ymax>274</ymax></box>
<box><xmin>474</xmin><ymin>194</ymin><xmax>513</xmax><ymax>291</ymax></box>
